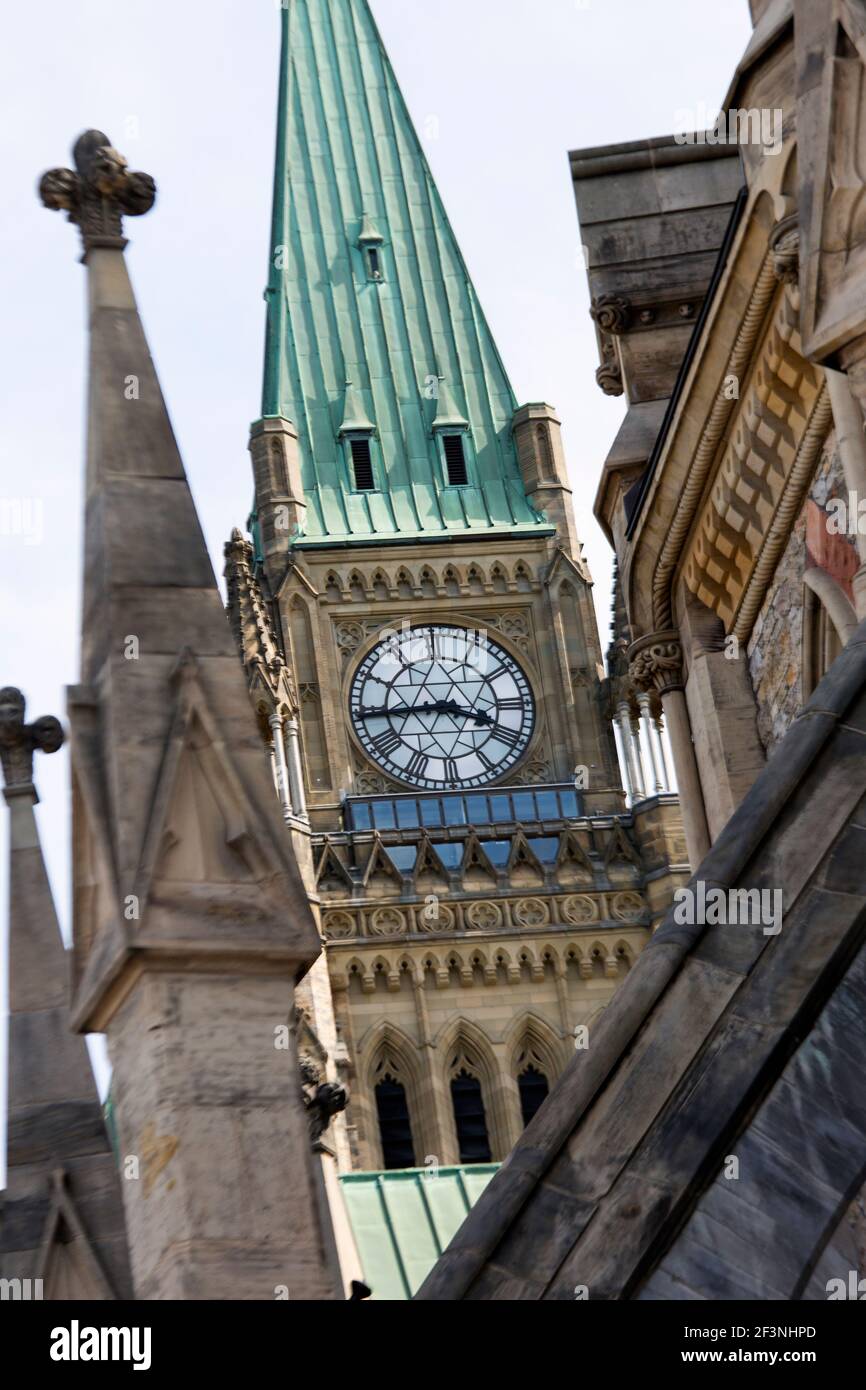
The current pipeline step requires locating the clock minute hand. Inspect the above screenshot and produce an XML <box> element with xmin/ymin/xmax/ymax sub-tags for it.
<box><xmin>357</xmin><ymin>699</ymin><xmax>493</xmax><ymax>726</ymax></box>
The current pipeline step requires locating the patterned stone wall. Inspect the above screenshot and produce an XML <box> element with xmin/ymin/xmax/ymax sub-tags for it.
<box><xmin>747</xmin><ymin>429</ymin><xmax>857</xmax><ymax>752</ymax></box>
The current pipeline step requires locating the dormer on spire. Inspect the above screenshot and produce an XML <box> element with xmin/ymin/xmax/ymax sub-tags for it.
<box><xmin>431</xmin><ymin>375</ymin><xmax>470</xmax><ymax>432</ymax></box>
<box><xmin>358</xmin><ymin>212</ymin><xmax>384</xmax><ymax>246</ymax></box>
<box><xmin>339</xmin><ymin>379</ymin><xmax>376</xmax><ymax>436</ymax></box>
<box><xmin>358</xmin><ymin>212</ymin><xmax>385</xmax><ymax>281</ymax></box>
<box><xmin>432</xmin><ymin>375</ymin><xmax>472</xmax><ymax>487</ymax></box>
<box><xmin>339</xmin><ymin>380</ymin><xmax>379</xmax><ymax>492</ymax></box>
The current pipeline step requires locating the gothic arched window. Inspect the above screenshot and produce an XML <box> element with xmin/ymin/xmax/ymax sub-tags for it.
<box><xmin>450</xmin><ymin>1061</ymin><xmax>491</xmax><ymax>1164</ymax></box>
<box><xmin>517</xmin><ymin>1064</ymin><xmax>549</xmax><ymax>1127</ymax></box>
<box><xmin>375</xmin><ymin>1074</ymin><xmax>415</xmax><ymax>1170</ymax></box>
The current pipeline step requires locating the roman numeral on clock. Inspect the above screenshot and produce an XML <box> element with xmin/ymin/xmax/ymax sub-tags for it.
<box><xmin>405</xmin><ymin>752</ymin><xmax>430</xmax><ymax>780</ymax></box>
<box><xmin>496</xmin><ymin>697</ymin><xmax>524</xmax><ymax>712</ymax></box>
<box><xmin>372</xmin><ymin>729</ymin><xmax>402</xmax><ymax>757</ymax></box>
<box><xmin>492</xmin><ymin>726</ymin><xmax>523</xmax><ymax>749</ymax></box>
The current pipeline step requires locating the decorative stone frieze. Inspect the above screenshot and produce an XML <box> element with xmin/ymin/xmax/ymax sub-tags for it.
<box><xmin>611</xmin><ymin>891</ymin><xmax>646</xmax><ymax>922</ymax></box>
<box><xmin>369</xmin><ymin>907</ymin><xmax>407</xmax><ymax>937</ymax></box>
<box><xmin>465</xmin><ymin>901</ymin><xmax>504</xmax><ymax>931</ymax></box>
<box><xmin>561</xmin><ymin>894</ymin><xmax>599</xmax><ymax>924</ymax></box>
<box><xmin>323</xmin><ymin>911</ymin><xmax>358</xmax><ymax>940</ymax></box>
<box><xmin>513</xmin><ymin>898</ymin><xmax>550</xmax><ymax>928</ymax></box>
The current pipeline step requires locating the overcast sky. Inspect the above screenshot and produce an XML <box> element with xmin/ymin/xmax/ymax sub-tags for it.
<box><xmin>0</xmin><ymin>0</ymin><xmax>752</xmax><ymax>1138</ymax></box>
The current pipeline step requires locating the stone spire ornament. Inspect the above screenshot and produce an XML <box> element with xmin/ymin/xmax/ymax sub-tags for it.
<box><xmin>0</xmin><ymin>688</ymin><xmax>132</xmax><ymax>1298</ymax></box>
<box><xmin>39</xmin><ymin>129</ymin><xmax>155</xmax><ymax>255</ymax></box>
<box><xmin>0</xmin><ymin>687</ymin><xmax>63</xmax><ymax>793</ymax></box>
<box><xmin>40</xmin><ymin>128</ymin><xmax>342</xmax><ymax>1300</ymax></box>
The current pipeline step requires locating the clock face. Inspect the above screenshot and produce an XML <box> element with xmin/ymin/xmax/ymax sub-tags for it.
<box><xmin>349</xmin><ymin>624</ymin><xmax>535</xmax><ymax>790</ymax></box>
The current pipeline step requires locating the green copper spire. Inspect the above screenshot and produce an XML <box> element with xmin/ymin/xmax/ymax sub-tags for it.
<box><xmin>260</xmin><ymin>0</ymin><xmax>551</xmax><ymax>547</ymax></box>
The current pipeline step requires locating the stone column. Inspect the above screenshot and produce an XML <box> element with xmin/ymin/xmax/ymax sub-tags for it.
<box><xmin>637</xmin><ymin>692</ymin><xmax>664</xmax><ymax>794</ymax></box>
<box><xmin>631</xmin><ymin>716</ymin><xmax>650</xmax><ymax>799</ymax></box>
<box><xmin>285</xmin><ymin>717</ymin><xmax>309</xmax><ymax>822</ymax></box>
<box><xmin>652</xmin><ymin>718</ymin><xmax>671</xmax><ymax>791</ymax></box>
<box><xmin>617</xmin><ymin>701</ymin><xmax>644</xmax><ymax>802</ymax></box>
<box><xmin>269</xmin><ymin>712</ymin><xmax>294</xmax><ymax>821</ymax></box>
<box><xmin>614</xmin><ymin>705</ymin><xmax>637</xmax><ymax>803</ymax></box>
<box><xmin>630</xmin><ymin>633</ymin><xmax>710</xmax><ymax>869</ymax></box>
<box><xmin>553</xmin><ymin>961</ymin><xmax>572</xmax><ymax>1041</ymax></box>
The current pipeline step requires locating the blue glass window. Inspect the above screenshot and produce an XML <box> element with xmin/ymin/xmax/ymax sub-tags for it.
<box><xmin>559</xmin><ymin>790</ymin><xmax>579</xmax><ymax>818</ymax></box>
<box><xmin>435</xmin><ymin>843</ymin><xmax>463</xmax><ymax>870</ymax></box>
<box><xmin>465</xmin><ymin>795</ymin><xmax>490</xmax><ymax>824</ymax></box>
<box><xmin>488</xmin><ymin>794</ymin><xmax>513</xmax><ymax>822</ymax></box>
<box><xmin>512</xmin><ymin>792</ymin><xmax>536</xmax><ymax>822</ymax></box>
<box><xmin>350</xmin><ymin>801</ymin><xmax>371</xmax><ymax>830</ymax></box>
<box><xmin>535</xmin><ymin>791</ymin><xmax>559</xmax><ymax>820</ymax></box>
<box><xmin>420</xmin><ymin>798</ymin><xmax>443</xmax><ymax>828</ymax></box>
<box><xmin>386</xmin><ymin>845</ymin><xmax>418</xmax><ymax>874</ymax></box>
<box><xmin>396</xmin><ymin>799</ymin><xmax>419</xmax><ymax>829</ymax></box>
<box><xmin>532</xmin><ymin>837</ymin><xmax>560</xmax><ymax>864</ymax></box>
<box><xmin>484</xmin><ymin>840</ymin><xmax>511</xmax><ymax>868</ymax></box>
<box><xmin>442</xmin><ymin>796</ymin><xmax>467</xmax><ymax>827</ymax></box>
<box><xmin>372</xmin><ymin>800</ymin><xmax>396</xmax><ymax>830</ymax></box>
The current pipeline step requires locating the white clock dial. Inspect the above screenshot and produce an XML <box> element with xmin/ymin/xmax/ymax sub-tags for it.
<box><xmin>349</xmin><ymin>624</ymin><xmax>535</xmax><ymax>790</ymax></box>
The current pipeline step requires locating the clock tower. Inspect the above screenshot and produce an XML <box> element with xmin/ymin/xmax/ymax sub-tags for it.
<box><xmin>226</xmin><ymin>0</ymin><xmax>686</xmax><ymax>1174</ymax></box>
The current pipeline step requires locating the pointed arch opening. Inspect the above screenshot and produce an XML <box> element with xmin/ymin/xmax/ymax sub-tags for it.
<box><xmin>507</xmin><ymin>1012</ymin><xmax>563</xmax><ymax>1130</ymax></box>
<box><xmin>440</xmin><ymin>1020</ymin><xmax>501</xmax><ymax>1163</ymax></box>
<box><xmin>449</xmin><ymin>1064</ymin><xmax>492</xmax><ymax>1164</ymax></box>
<box><xmin>366</xmin><ymin>1027</ymin><xmax>422</xmax><ymax>1171</ymax></box>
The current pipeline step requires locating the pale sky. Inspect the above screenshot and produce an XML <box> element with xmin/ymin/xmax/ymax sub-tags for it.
<box><xmin>0</xmin><ymin>0</ymin><xmax>753</xmax><ymax>1145</ymax></box>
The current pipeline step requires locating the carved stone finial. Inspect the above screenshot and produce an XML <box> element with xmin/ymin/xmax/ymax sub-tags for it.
<box><xmin>0</xmin><ymin>687</ymin><xmax>64</xmax><ymax>793</ymax></box>
<box><xmin>39</xmin><ymin>129</ymin><xmax>156</xmax><ymax>254</ymax></box>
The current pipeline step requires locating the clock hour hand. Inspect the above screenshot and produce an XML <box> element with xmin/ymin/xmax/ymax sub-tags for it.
<box><xmin>357</xmin><ymin>699</ymin><xmax>493</xmax><ymax>726</ymax></box>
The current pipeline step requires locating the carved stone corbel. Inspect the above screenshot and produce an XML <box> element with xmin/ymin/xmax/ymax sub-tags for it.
<box><xmin>628</xmin><ymin>632</ymin><xmax>685</xmax><ymax>697</ymax></box>
<box><xmin>590</xmin><ymin>295</ymin><xmax>632</xmax><ymax>335</ymax></box>
<box><xmin>596</xmin><ymin>338</ymin><xmax>624</xmax><ymax>396</ymax></box>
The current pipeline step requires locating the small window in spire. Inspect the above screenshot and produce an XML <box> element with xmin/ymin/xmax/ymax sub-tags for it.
<box><xmin>443</xmin><ymin>433</ymin><xmax>468</xmax><ymax>486</ymax></box>
<box><xmin>367</xmin><ymin>247</ymin><xmax>383</xmax><ymax>281</ymax></box>
<box><xmin>350</xmin><ymin>436</ymin><xmax>375</xmax><ymax>490</ymax></box>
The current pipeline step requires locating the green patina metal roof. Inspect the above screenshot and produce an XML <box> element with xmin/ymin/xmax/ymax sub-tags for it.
<box><xmin>260</xmin><ymin>0</ymin><xmax>551</xmax><ymax>547</ymax></box>
<box><xmin>339</xmin><ymin>1165</ymin><xmax>499</xmax><ymax>1299</ymax></box>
